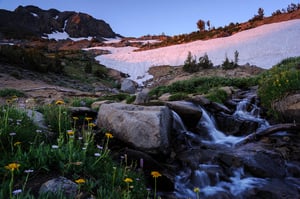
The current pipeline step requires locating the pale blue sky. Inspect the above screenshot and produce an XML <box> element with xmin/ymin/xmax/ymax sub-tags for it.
<box><xmin>0</xmin><ymin>0</ymin><xmax>299</xmax><ymax>37</ymax></box>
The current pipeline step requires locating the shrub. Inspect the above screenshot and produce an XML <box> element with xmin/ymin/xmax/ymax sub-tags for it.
<box><xmin>169</xmin><ymin>93</ymin><xmax>189</xmax><ymax>101</ymax></box>
<box><xmin>198</xmin><ymin>53</ymin><xmax>213</xmax><ymax>69</ymax></box>
<box><xmin>222</xmin><ymin>55</ymin><xmax>237</xmax><ymax>70</ymax></box>
<box><xmin>71</xmin><ymin>97</ymin><xmax>96</xmax><ymax>107</ymax></box>
<box><xmin>258</xmin><ymin>56</ymin><xmax>300</xmax><ymax>109</ymax></box>
<box><xmin>206</xmin><ymin>88</ymin><xmax>228</xmax><ymax>103</ymax></box>
<box><xmin>183</xmin><ymin>51</ymin><xmax>198</xmax><ymax>73</ymax></box>
<box><xmin>0</xmin><ymin>88</ymin><xmax>25</xmax><ymax>97</ymax></box>
<box><xmin>149</xmin><ymin>76</ymin><xmax>259</xmax><ymax>98</ymax></box>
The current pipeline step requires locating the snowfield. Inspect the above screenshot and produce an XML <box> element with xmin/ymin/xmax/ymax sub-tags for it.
<box><xmin>86</xmin><ymin>19</ymin><xmax>300</xmax><ymax>85</ymax></box>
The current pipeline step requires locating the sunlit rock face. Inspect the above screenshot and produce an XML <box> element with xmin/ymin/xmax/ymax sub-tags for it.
<box><xmin>97</xmin><ymin>103</ymin><xmax>172</xmax><ymax>154</ymax></box>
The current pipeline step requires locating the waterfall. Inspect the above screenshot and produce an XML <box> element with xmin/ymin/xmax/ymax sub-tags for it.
<box><xmin>175</xmin><ymin>167</ymin><xmax>267</xmax><ymax>199</ymax></box>
<box><xmin>233</xmin><ymin>97</ymin><xmax>269</xmax><ymax>130</ymax></box>
<box><xmin>173</xmin><ymin>98</ymin><xmax>274</xmax><ymax>198</ymax></box>
<box><xmin>197</xmin><ymin>106</ymin><xmax>244</xmax><ymax>145</ymax></box>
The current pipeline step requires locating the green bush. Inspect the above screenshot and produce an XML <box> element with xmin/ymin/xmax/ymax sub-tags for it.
<box><xmin>183</xmin><ymin>51</ymin><xmax>198</xmax><ymax>73</ymax></box>
<box><xmin>0</xmin><ymin>45</ymin><xmax>64</xmax><ymax>73</ymax></box>
<box><xmin>0</xmin><ymin>88</ymin><xmax>25</xmax><ymax>98</ymax></box>
<box><xmin>206</xmin><ymin>88</ymin><xmax>228</xmax><ymax>103</ymax></box>
<box><xmin>258</xmin><ymin>56</ymin><xmax>300</xmax><ymax>109</ymax></box>
<box><xmin>169</xmin><ymin>93</ymin><xmax>189</xmax><ymax>101</ymax></box>
<box><xmin>150</xmin><ymin>76</ymin><xmax>258</xmax><ymax>98</ymax></box>
<box><xmin>71</xmin><ymin>97</ymin><xmax>96</xmax><ymax>107</ymax></box>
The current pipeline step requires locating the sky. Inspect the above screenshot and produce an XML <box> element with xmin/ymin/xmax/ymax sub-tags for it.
<box><xmin>0</xmin><ymin>0</ymin><xmax>299</xmax><ymax>37</ymax></box>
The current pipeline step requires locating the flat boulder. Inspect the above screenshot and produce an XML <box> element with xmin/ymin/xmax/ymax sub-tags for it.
<box><xmin>97</xmin><ymin>103</ymin><xmax>171</xmax><ymax>153</ymax></box>
<box><xmin>273</xmin><ymin>92</ymin><xmax>300</xmax><ymax>123</ymax></box>
<box><xmin>166</xmin><ymin>101</ymin><xmax>202</xmax><ymax>128</ymax></box>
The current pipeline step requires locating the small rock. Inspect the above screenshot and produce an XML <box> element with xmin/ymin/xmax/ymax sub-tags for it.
<box><xmin>39</xmin><ymin>176</ymin><xmax>78</xmax><ymax>198</ymax></box>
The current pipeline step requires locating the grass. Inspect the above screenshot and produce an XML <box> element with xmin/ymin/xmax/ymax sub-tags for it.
<box><xmin>0</xmin><ymin>98</ymin><xmax>148</xmax><ymax>198</ymax></box>
<box><xmin>258</xmin><ymin>56</ymin><xmax>300</xmax><ymax>119</ymax></box>
<box><xmin>149</xmin><ymin>76</ymin><xmax>259</xmax><ymax>99</ymax></box>
<box><xmin>0</xmin><ymin>88</ymin><xmax>26</xmax><ymax>98</ymax></box>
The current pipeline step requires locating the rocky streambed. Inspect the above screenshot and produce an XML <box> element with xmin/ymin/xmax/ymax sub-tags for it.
<box><xmin>96</xmin><ymin>88</ymin><xmax>300</xmax><ymax>199</ymax></box>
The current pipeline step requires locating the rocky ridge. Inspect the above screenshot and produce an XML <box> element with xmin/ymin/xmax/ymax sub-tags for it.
<box><xmin>0</xmin><ymin>5</ymin><xmax>116</xmax><ymax>39</ymax></box>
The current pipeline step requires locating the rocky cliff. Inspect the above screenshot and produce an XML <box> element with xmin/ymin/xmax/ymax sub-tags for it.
<box><xmin>0</xmin><ymin>5</ymin><xmax>117</xmax><ymax>39</ymax></box>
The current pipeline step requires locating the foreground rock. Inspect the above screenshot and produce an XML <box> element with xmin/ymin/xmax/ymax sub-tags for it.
<box><xmin>39</xmin><ymin>177</ymin><xmax>77</xmax><ymax>198</ymax></box>
<box><xmin>97</xmin><ymin>103</ymin><xmax>172</xmax><ymax>153</ymax></box>
<box><xmin>272</xmin><ymin>92</ymin><xmax>300</xmax><ymax>123</ymax></box>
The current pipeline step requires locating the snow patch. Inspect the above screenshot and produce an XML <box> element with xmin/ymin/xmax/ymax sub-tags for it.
<box><xmin>30</xmin><ymin>12</ymin><xmax>38</xmax><ymax>17</ymax></box>
<box><xmin>85</xmin><ymin>20</ymin><xmax>300</xmax><ymax>85</ymax></box>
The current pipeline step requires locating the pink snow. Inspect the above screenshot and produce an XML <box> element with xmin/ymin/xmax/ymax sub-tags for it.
<box><xmin>86</xmin><ymin>19</ymin><xmax>300</xmax><ymax>85</ymax></box>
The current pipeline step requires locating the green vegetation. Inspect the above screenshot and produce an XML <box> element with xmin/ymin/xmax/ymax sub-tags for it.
<box><xmin>0</xmin><ymin>45</ymin><xmax>63</xmax><ymax>73</ymax></box>
<box><xmin>206</xmin><ymin>88</ymin><xmax>228</xmax><ymax>104</ymax></box>
<box><xmin>0</xmin><ymin>99</ymin><xmax>148</xmax><ymax>198</ymax></box>
<box><xmin>183</xmin><ymin>52</ymin><xmax>213</xmax><ymax>73</ymax></box>
<box><xmin>0</xmin><ymin>88</ymin><xmax>25</xmax><ymax>98</ymax></box>
<box><xmin>149</xmin><ymin>76</ymin><xmax>258</xmax><ymax>99</ymax></box>
<box><xmin>258</xmin><ymin>56</ymin><xmax>300</xmax><ymax>110</ymax></box>
<box><xmin>0</xmin><ymin>45</ymin><xmax>116</xmax><ymax>92</ymax></box>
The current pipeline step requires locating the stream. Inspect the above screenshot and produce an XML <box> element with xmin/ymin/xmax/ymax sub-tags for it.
<box><xmin>171</xmin><ymin>91</ymin><xmax>300</xmax><ymax>199</ymax></box>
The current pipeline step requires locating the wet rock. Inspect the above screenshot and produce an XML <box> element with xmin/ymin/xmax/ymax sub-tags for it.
<box><xmin>97</xmin><ymin>103</ymin><xmax>171</xmax><ymax>154</ymax></box>
<box><xmin>254</xmin><ymin>178</ymin><xmax>300</xmax><ymax>199</ymax></box>
<box><xmin>39</xmin><ymin>176</ymin><xmax>77</xmax><ymax>198</ymax></box>
<box><xmin>166</xmin><ymin>101</ymin><xmax>202</xmax><ymax>128</ymax></box>
<box><xmin>214</xmin><ymin>112</ymin><xmax>259</xmax><ymax>135</ymax></box>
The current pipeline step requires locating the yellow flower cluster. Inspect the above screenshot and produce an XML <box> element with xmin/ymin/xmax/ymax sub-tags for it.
<box><xmin>105</xmin><ymin>132</ymin><xmax>113</xmax><ymax>139</ymax></box>
<box><xmin>151</xmin><ymin>171</ymin><xmax>162</xmax><ymax>178</ymax></box>
<box><xmin>75</xmin><ymin>178</ymin><xmax>86</xmax><ymax>184</ymax></box>
<box><xmin>124</xmin><ymin>177</ymin><xmax>133</xmax><ymax>183</ymax></box>
<box><xmin>55</xmin><ymin>100</ymin><xmax>65</xmax><ymax>105</ymax></box>
<box><xmin>5</xmin><ymin>163</ymin><xmax>20</xmax><ymax>171</ymax></box>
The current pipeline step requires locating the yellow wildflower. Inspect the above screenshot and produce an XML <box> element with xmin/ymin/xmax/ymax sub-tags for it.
<box><xmin>75</xmin><ymin>178</ymin><xmax>86</xmax><ymax>184</ymax></box>
<box><xmin>105</xmin><ymin>132</ymin><xmax>113</xmax><ymax>139</ymax></box>
<box><xmin>67</xmin><ymin>130</ymin><xmax>75</xmax><ymax>136</ymax></box>
<box><xmin>55</xmin><ymin>100</ymin><xmax>64</xmax><ymax>105</ymax></box>
<box><xmin>124</xmin><ymin>178</ymin><xmax>133</xmax><ymax>183</ymax></box>
<box><xmin>72</xmin><ymin>116</ymin><xmax>79</xmax><ymax>120</ymax></box>
<box><xmin>88</xmin><ymin>123</ymin><xmax>96</xmax><ymax>128</ymax></box>
<box><xmin>5</xmin><ymin>163</ymin><xmax>20</xmax><ymax>171</ymax></box>
<box><xmin>193</xmin><ymin>187</ymin><xmax>200</xmax><ymax>193</ymax></box>
<box><xmin>151</xmin><ymin>171</ymin><xmax>162</xmax><ymax>178</ymax></box>
<box><xmin>14</xmin><ymin>141</ymin><xmax>21</xmax><ymax>146</ymax></box>
<box><xmin>85</xmin><ymin>117</ymin><xmax>93</xmax><ymax>121</ymax></box>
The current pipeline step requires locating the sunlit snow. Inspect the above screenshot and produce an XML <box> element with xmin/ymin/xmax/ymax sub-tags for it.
<box><xmin>86</xmin><ymin>19</ymin><xmax>300</xmax><ymax>85</ymax></box>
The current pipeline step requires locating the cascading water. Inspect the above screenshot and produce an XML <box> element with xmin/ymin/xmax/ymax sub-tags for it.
<box><xmin>172</xmin><ymin>96</ymin><xmax>298</xmax><ymax>199</ymax></box>
<box><xmin>233</xmin><ymin>96</ymin><xmax>269</xmax><ymax>131</ymax></box>
<box><xmin>197</xmin><ymin>107</ymin><xmax>244</xmax><ymax>146</ymax></box>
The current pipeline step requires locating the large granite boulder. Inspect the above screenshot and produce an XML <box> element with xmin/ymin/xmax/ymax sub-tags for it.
<box><xmin>97</xmin><ymin>103</ymin><xmax>172</xmax><ymax>153</ymax></box>
<box><xmin>272</xmin><ymin>92</ymin><xmax>300</xmax><ymax>123</ymax></box>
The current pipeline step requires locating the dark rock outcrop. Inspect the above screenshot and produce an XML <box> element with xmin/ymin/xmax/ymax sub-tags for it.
<box><xmin>272</xmin><ymin>92</ymin><xmax>300</xmax><ymax>123</ymax></box>
<box><xmin>0</xmin><ymin>5</ymin><xmax>116</xmax><ymax>39</ymax></box>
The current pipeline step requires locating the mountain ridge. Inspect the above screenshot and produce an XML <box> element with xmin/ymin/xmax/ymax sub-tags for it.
<box><xmin>0</xmin><ymin>5</ymin><xmax>117</xmax><ymax>40</ymax></box>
